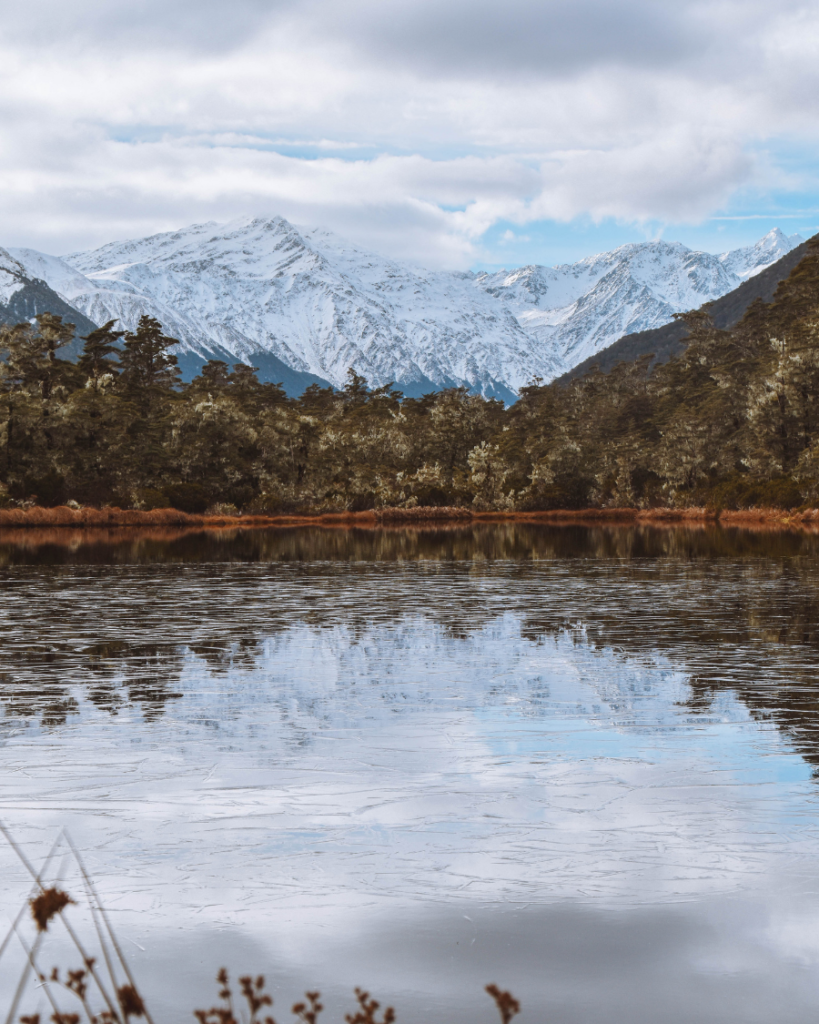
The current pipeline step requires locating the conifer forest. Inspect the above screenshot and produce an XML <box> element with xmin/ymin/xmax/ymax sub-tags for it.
<box><xmin>3</xmin><ymin>239</ymin><xmax>819</xmax><ymax>515</ymax></box>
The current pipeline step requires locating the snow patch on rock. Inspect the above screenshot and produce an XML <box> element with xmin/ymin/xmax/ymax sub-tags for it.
<box><xmin>0</xmin><ymin>248</ymin><xmax>27</xmax><ymax>306</ymax></box>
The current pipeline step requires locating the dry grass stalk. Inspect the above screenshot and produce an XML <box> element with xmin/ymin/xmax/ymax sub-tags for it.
<box><xmin>61</xmin><ymin>833</ymin><xmax>154</xmax><ymax>1024</ymax></box>
<box><xmin>291</xmin><ymin>992</ymin><xmax>322</xmax><ymax>1024</ymax></box>
<box><xmin>194</xmin><ymin>968</ymin><xmax>276</xmax><ymax>1024</ymax></box>
<box><xmin>375</xmin><ymin>506</ymin><xmax>473</xmax><ymax>522</ymax></box>
<box><xmin>343</xmin><ymin>988</ymin><xmax>394</xmax><ymax>1024</ymax></box>
<box><xmin>4</xmin><ymin>827</ymin><xmax>521</xmax><ymax>1024</ymax></box>
<box><xmin>195</xmin><ymin>974</ymin><xmax>397</xmax><ymax>1024</ymax></box>
<box><xmin>1</xmin><ymin>821</ymin><xmax>149</xmax><ymax>1024</ymax></box>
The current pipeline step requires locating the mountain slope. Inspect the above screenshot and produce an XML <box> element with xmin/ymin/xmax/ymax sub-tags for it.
<box><xmin>5</xmin><ymin>221</ymin><xmax>804</xmax><ymax>399</ymax></box>
<box><xmin>0</xmin><ymin>248</ymin><xmax>98</xmax><ymax>357</ymax></box>
<box><xmin>475</xmin><ymin>229</ymin><xmax>803</xmax><ymax>375</ymax></box>
<box><xmin>558</xmin><ymin>235</ymin><xmax>815</xmax><ymax>383</ymax></box>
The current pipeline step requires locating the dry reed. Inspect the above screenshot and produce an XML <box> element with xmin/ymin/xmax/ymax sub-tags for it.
<box><xmin>1</xmin><ymin>825</ymin><xmax>521</xmax><ymax>1024</ymax></box>
<box><xmin>374</xmin><ymin>506</ymin><xmax>473</xmax><ymax>521</ymax></box>
<box><xmin>0</xmin><ymin>506</ymin><xmax>384</xmax><ymax>529</ymax></box>
<box><xmin>5</xmin><ymin>502</ymin><xmax>819</xmax><ymax>531</ymax></box>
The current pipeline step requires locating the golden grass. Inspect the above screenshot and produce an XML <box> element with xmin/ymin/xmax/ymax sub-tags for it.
<box><xmin>0</xmin><ymin>506</ymin><xmax>387</xmax><ymax>529</ymax></box>
<box><xmin>2</xmin><ymin>503</ymin><xmax>819</xmax><ymax>532</ymax></box>
<box><xmin>374</xmin><ymin>506</ymin><xmax>473</xmax><ymax>521</ymax></box>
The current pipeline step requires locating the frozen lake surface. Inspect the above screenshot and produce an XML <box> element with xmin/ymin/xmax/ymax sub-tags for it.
<box><xmin>3</xmin><ymin>524</ymin><xmax>819</xmax><ymax>1022</ymax></box>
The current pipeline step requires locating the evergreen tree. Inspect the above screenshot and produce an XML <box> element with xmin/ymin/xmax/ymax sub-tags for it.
<box><xmin>342</xmin><ymin>368</ymin><xmax>369</xmax><ymax>405</ymax></box>
<box><xmin>119</xmin><ymin>315</ymin><xmax>181</xmax><ymax>410</ymax></box>
<box><xmin>78</xmin><ymin>320</ymin><xmax>124</xmax><ymax>380</ymax></box>
<box><xmin>0</xmin><ymin>314</ymin><xmax>76</xmax><ymax>402</ymax></box>
<box><xmin>189</xmin><ymin>359</ymin><xmax>232</xmax><ymax>395</ymax></box>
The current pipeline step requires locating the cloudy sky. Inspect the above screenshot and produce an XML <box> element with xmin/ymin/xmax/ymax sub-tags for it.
<box><xmin>1</xmin><ymin>0</ymin><xmax>818</xmax><ymax>267</ymax></box>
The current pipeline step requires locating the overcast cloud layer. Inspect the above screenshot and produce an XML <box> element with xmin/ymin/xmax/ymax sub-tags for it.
<box><xmin>1</xmin><ymin>0</ymin><xmax>817</xmax><ymax>265</ymax></box>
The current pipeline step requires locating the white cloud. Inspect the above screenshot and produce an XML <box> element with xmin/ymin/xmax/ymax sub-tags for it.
<box><xmin>0</xmin><ymin>1</ymin><xmax>817</xmax><ymax>263</ymax></box>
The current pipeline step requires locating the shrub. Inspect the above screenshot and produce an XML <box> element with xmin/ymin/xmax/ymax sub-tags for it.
<box><xmin>407</xmin><ymin>484</ymin><xmax>451</xmax><ymax>507</ymax></box>
<box><xmin>15</xmin><ymin>471</ymin><xmax>68</xmax><ymax>507</ymax></box>
<box><xmin>347</xmin><ymin>492</ymin><xmax>378</xmax><ymax>512</ymax></box>
<box><xmin>706</xmin><ymin>475</ymin><xmax>805</xmax><ymax>510</ymax></box>
<box><xmin>246</xmin><ymin>492</ymin><xmax>282</xmax><ymax>515</ymax></box>
<box><xmin>165</xmin><ymin>482</ymin><xmax>209</xmax><ymax>513</ymax></box>
<box><xmin>206</xmin><ymin>503</ymin><xmax>240</xmax><ymax>517</ymax></box>
<box><xmin>226</xmin><ymin>484</ymin><xmax>256</xmax><ymax>510</ymax></box>
<box><xmin>134</xmin><ymin>487</ymin><xmax>170</xmax><ymax>510</ymax></box>
<box><xmin>518</xmin><ymin>474</ymin><xmax>595</xmax><ymax>511</ymax></box>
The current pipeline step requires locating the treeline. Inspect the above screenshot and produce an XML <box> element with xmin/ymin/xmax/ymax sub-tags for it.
<box><xmin>2</xmin><ymin>238</ymin><xmax>819</xmax><ymax>513</ymax></box>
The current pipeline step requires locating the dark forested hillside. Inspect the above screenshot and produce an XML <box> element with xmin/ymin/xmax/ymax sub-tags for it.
<box><xmin>2</xmin><ymin>237</ymin><xmax>819</xmax><ymax>513</ymax></box>
<box><xmin>0</xmin><ymin>277</ymin><xmax>99</xmax><ymax>360</ymax></box>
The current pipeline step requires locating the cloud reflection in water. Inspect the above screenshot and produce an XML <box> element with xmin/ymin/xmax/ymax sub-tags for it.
<box><xmin>2</xmin><ymin>530</ymin><xmax>819</xmax><ymax>1021</ymax></box>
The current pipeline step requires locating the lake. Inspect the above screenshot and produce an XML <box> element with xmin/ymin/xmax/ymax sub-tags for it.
<box><xmin>3</xmin><ymin>523</ymin><xmax>819</xmax><ymax>1023</ymax></box>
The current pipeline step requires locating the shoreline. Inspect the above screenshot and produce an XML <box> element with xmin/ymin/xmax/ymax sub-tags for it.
<box><xmin>1</xmin><ymin>504</ymin><xmax>819</xmax><ymax>530</ymax></box>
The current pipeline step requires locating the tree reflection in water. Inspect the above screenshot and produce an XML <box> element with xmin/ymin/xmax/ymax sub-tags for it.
<box><xmin>2</xmin><ymin>522</ymin><xmax>819</xmax><ymax>770</ymax></box>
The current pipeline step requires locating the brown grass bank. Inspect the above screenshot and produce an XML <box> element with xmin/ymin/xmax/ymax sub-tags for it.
<box><xmin>0</xmin><ymin>505</ymin><xmax>378</xmax><ymax>529</ymax></box>
<box><xmin>2</xmin><ymin>504</ymin><xmax>819</xmax><ymax>530</ymax></box>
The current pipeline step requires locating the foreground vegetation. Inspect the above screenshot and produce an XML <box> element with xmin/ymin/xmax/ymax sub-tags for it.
<box><xmin>2</xmin><ymin>237</ymin><xmax>819</xmax><ymax>514</ymax></box>
<box><xmin>2</xmin><ymin>824</ymin><xmax>520</xmax><ymax>1024</ymax></box>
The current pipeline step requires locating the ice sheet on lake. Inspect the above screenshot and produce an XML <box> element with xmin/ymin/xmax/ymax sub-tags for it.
<box><xmin>2</xmin><ymin>558</ymin><xmax>819</xmax><ymax>1021</ymax></box>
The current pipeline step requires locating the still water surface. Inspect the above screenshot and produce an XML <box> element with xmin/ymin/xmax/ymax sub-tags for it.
<box><xmin>3</xmin><ymin>524</ymin><xmax>819</xmax><ymax>1022</ymax></box>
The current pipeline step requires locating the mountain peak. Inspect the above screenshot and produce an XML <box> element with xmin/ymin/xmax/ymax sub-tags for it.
<box><xmin>5</xmin><ymin>221</ymin><xmax>809</xmax><ymax>398</ymax></box>
<box><xmin>718</xmin><ymin>227</ymin><xmax>804</xmax><ymax>280</ymax></box>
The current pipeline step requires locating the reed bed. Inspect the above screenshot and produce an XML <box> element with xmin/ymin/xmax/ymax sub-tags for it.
<box><xmin>0</xmin><ymin>506</ymin><xmax>273</xmax><ymax>528</ymax></box>
<box><xmin>0</xmin><ymin>823</ymin><xmax>520</xmax><ymax>1024</ymax></box>
<box><xmin>0</xmin><ymin>507</ymin><xmax>393</xmax><ymax>529</ymax></box>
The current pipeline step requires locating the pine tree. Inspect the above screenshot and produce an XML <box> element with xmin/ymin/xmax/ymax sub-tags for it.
<box><xmin>78</xmin><ymin>320</ymin><xmax>123</xmax><ymax>380</ymax></box>
<box><xmin>119</xmin><ymin>315</ymin><xmax>181</xmax><ymax>410</ymax></box>
<box><xmin>189</xmin><ymin>359</ymin><xmax>232</xmax><ymax>394</ymax></box>
<box><xmin>343</xmin><ymin>368</ymin><xmax>369</xmax><ymax>405</ymax></box>
<box><xmin>0</xmin><ymin>316</ymin><xmax>76</xmax><ymax>486</ymax></box>
<box><xmin>2</xmin><ymin>314</ymin><xmax>77</xmax><ymax>402</ymax></box>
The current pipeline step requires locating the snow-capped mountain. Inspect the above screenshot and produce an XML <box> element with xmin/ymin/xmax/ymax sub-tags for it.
<box><xmin>0</xmin><ymin>245</ymin><xmax>98</xmax><ymax>342</ymax></box>
<box><xmin>474</xmin><ymin>228</ymin><xmax>803</xmax><ymax>372</ymax></box>
<box><xmin>12</xmin><ymin>218</ymin><xmax>548</xmax><ymax>401</ymax></box>
<box><xmin>718</xmin><ymin>227</ymin><xmax>803</xmax><ymax>280</ymax></box>
<box><xmin>5</xmin><ymin>221</ymin><xmax>803</xmax><ymax>397</ymax></box>
<box><xmin>0</xmin><ymin>247</ymin><xmax>29</xmax><ymax>305</ymax></box>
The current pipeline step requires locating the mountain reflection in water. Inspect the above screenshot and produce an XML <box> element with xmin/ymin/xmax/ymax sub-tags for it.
<box><xmin>3</xmin><ymin>523</ymin><xmax>819</xmax><ymax>1023</ymax></box>
<box><xmin>2</xmin><ymin>523</ymin><xmax>819</xmax><ymax>766</ymax></box>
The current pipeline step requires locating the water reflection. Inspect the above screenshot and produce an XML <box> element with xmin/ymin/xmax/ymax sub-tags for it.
<box><xmin>3</xmin><ymin>520</ymin><xmax>819</xmax><ymax>565</ymax></box>
<box><xmin>3</xmin><ymin>524</ymin><xmax>819</xmax><ymax>1021</ymax></box>
<box><xmin>3</xmin><ymin>524</ymin><xmax>819</xmax><ymax>770</ymax></box>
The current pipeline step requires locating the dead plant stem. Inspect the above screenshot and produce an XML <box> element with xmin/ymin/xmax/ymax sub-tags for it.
<box><xmin>0</xmin><ymin>830</ymin><xmax>64</xmax><ymax>968</ymax></box>
<box><xmin>64</xmin><ymin>832</ymin><xmax>156</xmax><ymax>1024</ymax></box>
<box><xmin>0</xmin><ymin>822</ymin><xmax>120</xmax><ymax>1022</ymax></box>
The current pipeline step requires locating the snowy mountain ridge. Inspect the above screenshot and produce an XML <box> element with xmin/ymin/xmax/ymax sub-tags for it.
<box><xmin>0</xmin><ymin>247</ymin><xmax>30</xmax><ymax>306</ymax></box>
<box><xmin>5</xmin><ymin>220</ymin><xmax>803</xmax><ymax>398</ymax></box>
